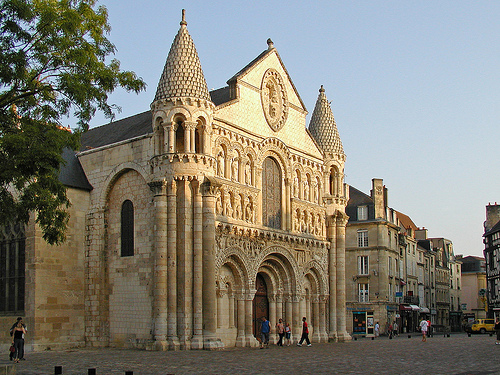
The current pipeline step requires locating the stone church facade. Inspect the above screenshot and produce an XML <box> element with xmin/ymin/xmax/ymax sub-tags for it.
<box><xmin>0</xmin><ymin>11</ymin><xmax>351</xmax><ymax>351</ymax></box>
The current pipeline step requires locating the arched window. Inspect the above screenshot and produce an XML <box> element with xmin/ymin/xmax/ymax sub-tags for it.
<box><xmin>195</xmin><ymin>127</ymin><xmax>202</xmax><ymax>153</ymax></box>
<box><xmin>121</xmin><ymin>200</ymin><xmax>134</xmax><ymax>257</ymax></box>
<box><xmin>175</xmin><ymin>121</ymin><xmax>184</xmax><ymax>153</ymax></box>
<box><xmin>262</xmin><ymin>157</ymin><xmax>282</xmax><ymax>229</ymax></box>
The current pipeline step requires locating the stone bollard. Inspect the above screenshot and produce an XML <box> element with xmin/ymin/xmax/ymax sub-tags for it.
<box><xmin>88</xmin><ymin>369</ymin><xmax>96</xmax><ymax>375</ymax></box>
<box><xmin>55</xmin><ymin>366</ymin><xmax>63</xmax><ymax>374</ymax></box>
<box><xmin>408</xmin><ymin>335</ymin><xmax>411</xmax><ymax>338</ymax></box>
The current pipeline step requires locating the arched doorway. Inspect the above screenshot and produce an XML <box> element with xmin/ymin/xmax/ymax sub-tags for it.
<box><xmin>253</xmin><ymin>273</ymin><xmax>269</xmax><ymax>338</ymax></box>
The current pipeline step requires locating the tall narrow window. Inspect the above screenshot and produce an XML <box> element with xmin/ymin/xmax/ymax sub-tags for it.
<box><xmin>358</xmin><ymin>255</ymin><xmax>369</xmax><ymax>275</ymax></box>
<box><xmin>175</xmin><ymin>121</ymin><xmax>184</xmax><ymax>153</ymax></box>
<box><xmin>357</xmin><ymin>230</ymin><xmax>368</xmax><ymax>247</ymax></box>
<box><xmin>358</xmin><ymin>283</ymin><xmax>369</xmax><ymax>302</ymax></box>
<box><xmin>262</xmin><ymin>157</ymin><xmax>282</xmax><ymax>229</ymax></box>
<box><xmin>0</xmin><ymin>222</ymin><xmax>25</xmax><ymax>313</ymax></box>
<box><xmin>121</xmin><ymin>200</ymin><xmax>134</xmax><ymax>257</ymax></box>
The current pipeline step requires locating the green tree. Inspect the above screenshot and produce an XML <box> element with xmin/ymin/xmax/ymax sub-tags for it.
<box><xmin>0</xmin><ymin>0</ymin><xmax>146</xmax><ymax>244</ymax></box>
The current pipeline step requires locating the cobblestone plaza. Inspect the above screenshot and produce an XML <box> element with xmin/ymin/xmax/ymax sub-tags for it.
<box><xmin>9</xmin><ymin>333</ymin><xmax>500</xmax><ymax>375</ymax></box>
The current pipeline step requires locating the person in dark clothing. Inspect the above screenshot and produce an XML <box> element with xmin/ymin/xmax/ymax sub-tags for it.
<box><xmin>9</xmin><ymin>317</ymin><xmax>26</xmax><ymax>361</ymax></box>
<box><xmin>260</xmin><ymin>317</ymin><xmax>271</xmax><ymax>349</ymax></box>
<box><xmin>11</xmin><ymin>321</ymin><xmax>26</xmax><ymax>363</ymax></box>
<box><xmin>297</xmin><ymin>317</ymin><xmax>311</xmax><ymax>347</ymax></box>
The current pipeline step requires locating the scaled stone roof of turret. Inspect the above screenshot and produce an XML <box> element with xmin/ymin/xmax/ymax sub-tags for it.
<box><xmin>308</xmin><ymin>86</ymin><xmax>344</xmax><ymax>154</ymax></box>
<box><xmin>154</xmin><ymin>10</ymin><xmax>211</xmax><ymax>102</ymax></box>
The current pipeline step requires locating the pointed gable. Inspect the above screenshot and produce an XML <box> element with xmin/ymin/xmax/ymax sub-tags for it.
<box><xmin>308</xmin><ymin>86</ymin><xmax>344</xmax><ymax>155</ymax></box>
<box><xmin>154</xmin><ymin>10</ymin><xmax>210</xmax><ymax>102</ymax></box>
<box><xmin>214</xmin><ymin>40</ymin><xmax>322</xmax><ymax>159</ymax></box>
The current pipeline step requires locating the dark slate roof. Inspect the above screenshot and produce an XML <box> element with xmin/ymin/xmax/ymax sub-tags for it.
<box><xmin>80</xmin><ymin>111</ymin><xmax>152</xmax><ymax>151</ymax></box>
<box><xmin>484</xmin><ymin>220</ymin><xmax>500</xmax><ymax>237</ymax></box>
<box><xmin>417</xmin><ymin>239</ymin><xmax>432</xmax><ymax>251</ymax></box>
<box><xmin>210</xmin><ymin>86</ymin><xmax>231</xmax><ymax>106</ymax></box>
<box><xmin>347</xmin><ymin>185</ymin><xmax>372</xmax><ymax>208</ymax></box>
<box><xmin>59</xmin><ymin>148</ymin><xmax>92</xmax><ymax>191</ymax></box>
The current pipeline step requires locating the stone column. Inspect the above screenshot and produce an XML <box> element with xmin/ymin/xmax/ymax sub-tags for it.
<box><xmin>189</xmin><ymin>123</ymin><xmax>196</xmax><ymax>153</ymax></box>
<box><xmin>235</xmin><ymin>295</ymin><xmax>246</xmax><ymax>347</ymax></box>
<box><xmin>292</xmin><ymin>295</ymin><xmax>301</xmax><ymax>343</ymax></box>
<box><xmin>285</xmin><ymin>294</ymin><xmax>293</xmax><ymax>337</ymax></box>
<box><xmin>162</xmin><ymin>124</ymin><xmax>168</xmax><ymax>153</ymax></box>
<box><xmin>285</xmin><ymin>178</ymin><xmax>291</xmax><ymax>231</ymax></box>
<box><xmin>229</xmin><ymin>292</ymin><xmax>235</xmax><ymax>328</ymax></box>
<box><xmin>268</xmin><ymin>294</ymin><xmax>276</xmax><ymax>344</ymax></box>
<box><xmin>276</xmin><ymin>294</ymin><xmax>283</xmax><ymax>323</ymax></box>
<box><xmin>326</xmin><ymin>215</ymin><xmax>338</xmax><ymax>341</ymax></box>
<box><xmin>245</xmin><ymin>292</ymin><xmax>256</xmax><ymax>347</ymax></box>
<box><xmin>183</xmin><ymin>123</ymin><xmax>191</xmax><ymax>153</ymax></box>
<box><xmin>166</xmin><ymin>180</ymin><xmax>179</xmax><ymax>349</ymax></box>
<box><xmin>312</xmin><ymin>297</ymin><xmax>320</xmax><ymax>343</ymax></box>
<box><xmin>319</xmin><ymin>296</ymin><xmax>328</xmax><ymax>342</ymax></box>
<box><xmin>202</xmin><ymin>178</ymin><xmax>222</xmax><ymax>349</ymax></box>
<box><xmin>191</xmin><ymin>180</ymin><xmax>204</xmax><ymax>349</ymax></box>
<box><xmin>336</xmin><ymin>213</ymin><xmax>351</xmax><ymax>342</ymax></box>
<box><xmin>167</xmin><ymin>122</ymin><xmax>176</xmax><ymax>153</ymax></box>
<box><xmin>217</xmin><ymin>289</ymin><xmax>225</xmax><ymax>329</ymax></box>
<box><xmin>149</xmin><ymin>180</ymin><xmax>168</xmax><ymax>350</ymax></box>
<box><xmin>177</xmin><ymin>178</ymin><xmax>193</xmax><ymax>349</ymax></box>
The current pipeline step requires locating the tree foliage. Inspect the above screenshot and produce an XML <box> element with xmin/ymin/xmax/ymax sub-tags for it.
<box><xmin>0</xmin><ymin>0</ymin><xmax>146</xmax><ymax>244</ymax></box>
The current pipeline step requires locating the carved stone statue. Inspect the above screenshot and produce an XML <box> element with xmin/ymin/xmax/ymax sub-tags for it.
<box><xmin>245</xmin><ymin>162</ymin><xmax>252</xmax><ymax>185</ymax></box>
<box><xmin>216</xmin><ymin>191</ymin><xmax>222</xmax><ymax>215</ymax></box>
<box><xmin>304</xmin><ymin>179</ymin><xmax>310</xmax><ymax>201</ymax></box>
<box><xmin>217</xmin><ymin>152</ymin><xmax>224</xmax><ymax>177</ymax></box>
<box><xmin>231</xmin><ymin>158</ymin><xmax>238</xmax><ymax>182</ymax></box>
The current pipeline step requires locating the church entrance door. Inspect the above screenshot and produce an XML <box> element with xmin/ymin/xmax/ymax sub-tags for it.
<box><xmin>253</xmin><ymin>273</ymin><xmax>269</xmax><ymax>339</ymax></box>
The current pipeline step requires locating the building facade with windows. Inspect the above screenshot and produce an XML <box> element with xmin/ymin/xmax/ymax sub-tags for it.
<box><xmin>345</xmin><ymin>179</ymin><xmax>404</xmax><ymax>336</ymax></box>
<box><xmin>0</xmin><ymin>11</ymin><xmax>352</xmax><ymax>352</ymax></box>
<box><xmin>484</xmin><ymin>203</ymin><xmax>500</xmax><ymax>319</ymax></box>
<box><xmin>458</xmin><ymin>255</ymin><xmax>487</xmax><ymax>321</ymax></box>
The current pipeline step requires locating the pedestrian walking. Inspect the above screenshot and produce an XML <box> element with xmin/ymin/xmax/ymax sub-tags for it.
<box><xmin>260</xmin><ymin>317</ymin><xmax>270</xmax><ymax>349</ymax></box>
<box><xmin>393</xmin><ymin>321</ymin><xmax>398</xmax><ymax>336</ymax></box>
<box><xmin>495</xmin><ymin>317</ymin><xmax>500</xmax><ymax>345</ymax></box>
<box><xmin>297</xmin><ymin>317</ymin><xmax>311</xmax><ymax>347</ymax></box>
<box><xmin>420</xmin><ymin>319</ymin><xmax>428</xmax><ymax>342</ymax></box>
<box><xmin>9</xmin><ymin>317</ymin><xmax>26</xmax><ymax>361</ymax></box>
<box><xmin>285</xmin><ymin>322</ymin><xmax>291</xmax><ymax>346</ymax></box>
<box><xmin>374</xmin><ymin>322</ymin><xmax>380</xmax><ymax>338</ymax></box>
<box><xmin>11</xmin><ymin>320</ymin><xmax>26</xmax><ymax>363</ymax></box>
<box><xmin>388</xmin><ymin>322</ymin><xmax>393</xmax><ymax>339</ymax></box>
<box><xmin>276</xmin><ymin>318</ymin><xmax>285</xmax><ymax>346</ymax></box>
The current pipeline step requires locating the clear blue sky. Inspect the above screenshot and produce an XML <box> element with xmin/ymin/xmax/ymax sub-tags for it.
<box><xmin>85</xmin><ymin>0</ymin><xmax>500</xmax><ymax>257</ymax></box>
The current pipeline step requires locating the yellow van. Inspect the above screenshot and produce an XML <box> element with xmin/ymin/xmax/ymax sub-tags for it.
<box><xmin>465</xmin><ymin>319</ymin><xmax>495</xmax><ymax>334</ymax></box>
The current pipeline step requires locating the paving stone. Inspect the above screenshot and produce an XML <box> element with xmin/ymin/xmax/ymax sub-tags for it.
<box><xmin>10</xmin><ymin>333</ymin><xmax>500</xmax><ymax>375</ymax></box>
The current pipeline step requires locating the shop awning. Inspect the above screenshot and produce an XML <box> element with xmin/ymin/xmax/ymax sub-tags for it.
<box><xmin>409</xmin><ymin>305</ymin><xmax>420</xmax><ymax>311</ymax></box>
<box><xmin>420</xmin><ymin>307</ymin><xmax>430</xmax><ymax>313</ymax></box>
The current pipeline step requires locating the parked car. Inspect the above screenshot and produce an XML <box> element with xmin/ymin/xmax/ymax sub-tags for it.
<box><xmin>465</xmin><ymin>319</ymin><xmax>495</xmax><ymax>334</ymax></box>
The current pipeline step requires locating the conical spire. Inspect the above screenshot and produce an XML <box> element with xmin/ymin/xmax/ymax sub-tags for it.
<box><xmin>154</xmin><ymin>9</ymin><xmax>211</xmax><ymax>103</ymax></box>
<box><xmin>308</xmin><ymin>85</ymin><xmax>344</xmax><ymax>154</ymax></box>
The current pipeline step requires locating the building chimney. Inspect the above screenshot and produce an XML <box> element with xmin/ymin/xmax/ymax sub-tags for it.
<box><xmin>415</xmin><ymin>227</ymin><xmax>428</xmax><ymax>240</ymax></box>
<box><xmin>371</xmin><ymin>178</ymin><xmax>386</xmax><ymax>219</ymax></box>
<box><xmin>485</xmin><ymin>203</ymin><xmax>500</xmax><ymax>232</ymax></box>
